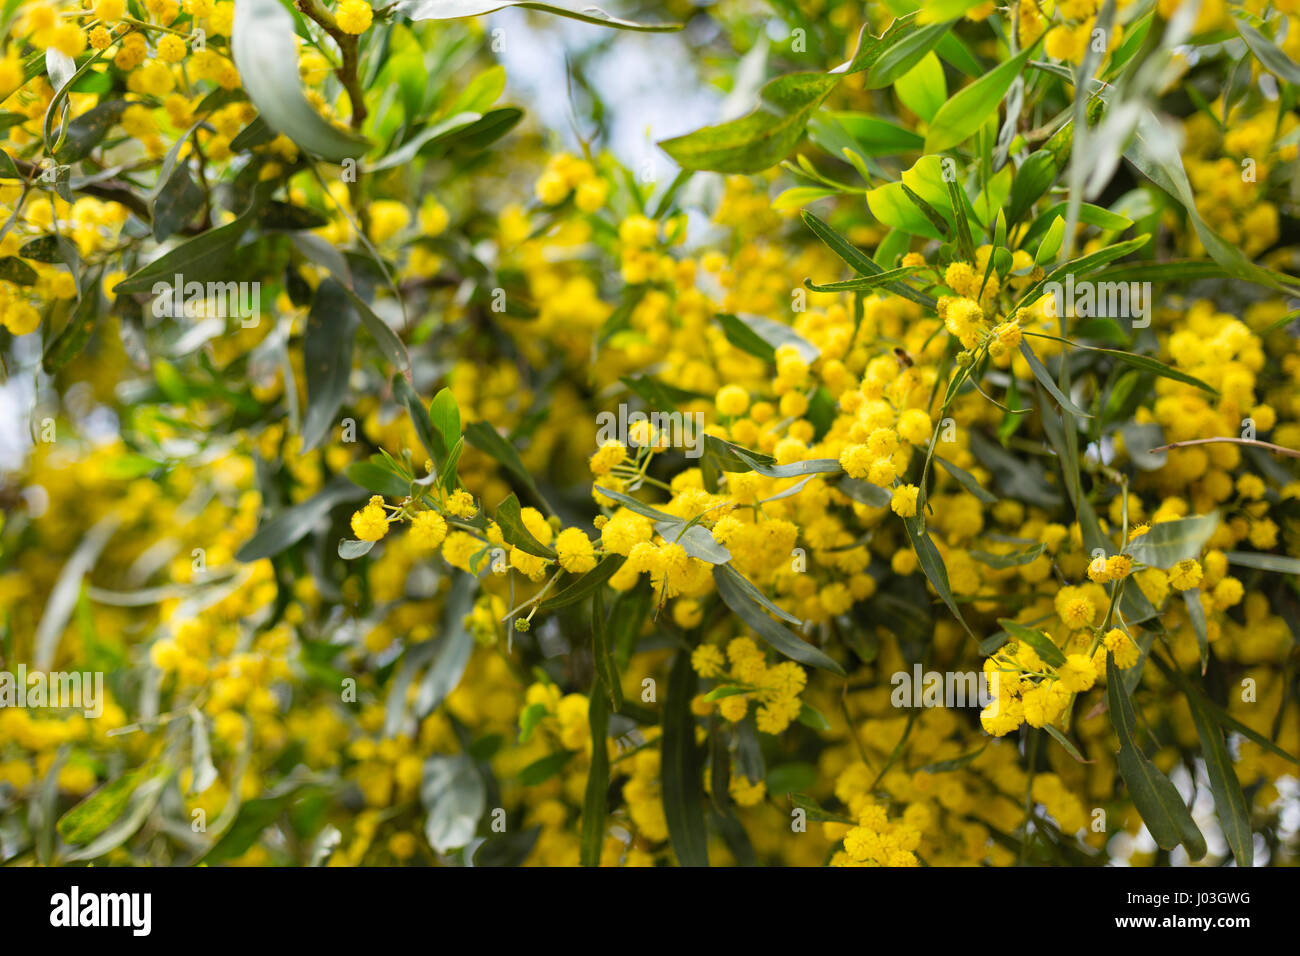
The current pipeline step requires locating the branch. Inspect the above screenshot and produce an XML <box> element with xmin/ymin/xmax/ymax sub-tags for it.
<box><xmin>1148</xmin><ymin>437</ymin><xmax>1300</xmax><ymax>460</ymax></box>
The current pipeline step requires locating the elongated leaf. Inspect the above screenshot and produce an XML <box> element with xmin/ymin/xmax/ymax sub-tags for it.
<box><xmin>936</xmin><ymin>456</ymin><xmax>996</xmax><ymax>503</ymax></box>
<box><xmin>1107</xmin><ymin>654</ymin><xmax>1207</xmax><ymax>858</ymax></box>
<box><xmin>579</xmin><ymin>679</ymin><xmax>611</xmax><ymax>866</ymax></box>
<box><xmin>42</xmin><ymin>268</ymin><xmax>103</xmax><ymax>373</ymax></box>
<box><xmin>421</xmin><ymin>753</ymin><xmax>485</xmax><ymax>854</ymax></box>
<box><xmin>659</xmin><ymin>73</ymin><xmax>838</xmax><ymax>174</ymax></box>
<box><xmin>1019</xmin><ymin>340</ymin><xmax>1092</xmax><ymax>418</ymax></box>
<box><xmin>232</xmin><ymin>0</ymin><xmax>370</xmax><ymax>162</ymax></box>
<box><xmin>1186</xmin><ymin>689</ymin><xmax>1253</xmax><ymax>867</ymax></box>
<box><xmin>925</xmin><ymin>46</ymin><xmax>1034</xmax><ymax>153</ymax></box>
<box><xmin>495</xmin><ymin>493</ymin><xmax>556</xmax><ymax>559</ymax></box>
<box><xmin>715</xmin><ymin>311</ymin><xmax>819</xmax><ymax>363</ymax></box>
<box><xmin>540</xmin><ymin>554</ymin><xmax>626</xmax><ymax>610</ymax></box>
<box><xmin>236</xmin><ymin>474</ymin><xmax>362</xmax><ymax>562</ymax></box>
<box><xmin>1224</xmin><ymin>551</ymin><xmax>1300</xmax><ymax>575</ymax></box>
<box><xmin>970</xmin><ymin>543</ymin><xmax>1045</xmax><ymax>569</ymax></box>
<box><xmin>713</xmin><ymin>564</ymin><xmax>845</xmax><ymax>675</ymax></box>
<box><xmin>302</xmin><ymin>279</ymin><xmax>358</xmax><ymax>451</ymax></box>
<box><xmin>591</xmin><ymin>587</ymin><xmax>623</xmax><ymax>711</ymax></box>
<box><xmin>655</xmin><ymin>519</ymin><xmax>732</xmax><ymax>565</ymax></box>
<box><xmin>465</xmin><ymin>421</ymin><xmax>549</xmax><ymax>510</ymax></box>
<box><xmin>1126</xmin><ymin>513</ymin><xmax>1219</xmax><ymax>568</ymax></box>
<box><xmin>903</xmin><ymin>515</ymin><xmax>974</xmax><ymax>639</ymax></box>
<box><xmin>999</xmin><ymin>619</ymin><xmax>1066</xmax><ymax>667</ymax></box>
<box><xmin>662</xmin><ymin>649</ymin><xmax>709</xmax><ymax>866</ymax></box>
<box><xmin>800</xmin><ymin>211</ymin><xmax>935</xmax><ymax>307</ymax></box>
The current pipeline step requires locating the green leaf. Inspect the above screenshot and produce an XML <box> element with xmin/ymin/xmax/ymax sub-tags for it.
<box><xmin>998</xmin><ymin>618</ymin><xmax>1066</xmax><ymax>667</ymax></box>
<box><xmin>904</xmin><ymin>514</ymin><xmax>975</xmax><ymax>640</ymax></box>
<box><xmin>394</xmin><ymin>0</ymin><xmax>681</xmax><ymax>31</ymax></box>
<box><xmin>54</xmin><ymin>98</ymin><xmax>127</xmax><ymax>164</ymax></box>
<box><xmin>1125</xmin><ymin>513</ymin><xmax>1219</xmax><ymax>569</ymax></box>
<box><xmin>579</xmin><ymin>683</ymin><xmax>611</xmax><ymax>867</ymax></box>
<box><xmin>924</xmin><ymin>45</ymin><xmax>1034</xmax><ymax>154</ymax></box>
<box><xmin>335</xmin><ymin>282</ymin><xmax>411</xmax><ymax>374</ymax></box>
<box><xmin>591</xmin><ymin>587</ymin><xmax>623</xmax><ymax>711</ymax></box>
<box><xmin>57</xmin><ymin>766</ymin><xmax>156</xmax><ymax>844</ymax></box>
<box><xmin>540</xmin><ymin>554</ymin><xmax>626</xmax><ymax>611</ymax></box>
<box><xmin>662</xmin><ymin>649</ymin><xmax>709</xmax><ymax>866</ymax></box>
<box><xmin>365</xmin><ymin>111</ymin><xmax>484</xmax><ymax>173</ymax></box>
<box><xmin>969</xmin><ymin>542</ymin><xmax>1046</xmax><ymax>569</ymax></box>
<box><xmin>659</xmin><ymin>73</ymin><xmax>838</xmax><ymax>173</ymax></box>
<box><xmin>1183</xmin><ymin>588</ymin><xmax>1208</xmax><ymax>674</ymax></box>
<box><xmin>1089</xmin><ymin>348</ymin><xmax>1217</xmax><ymax>395</ymax></box>
<box><xmin>800</xmin><ymin>211</ymin><xmax>935</xmax><ymax>308</ymax></box>
<box><xmin>1122</xmin><ymin>107</ymin><xmax>1295</xmax><ymax>296</ymax></box>
<box><xmin>494</xmin><ymin>493</ymin><xmax>556</xmax><ymax>559</ymax></box>
<box><xmin>236</xmin><ymin>474</ymin><xmax>362</xmax><ymax>562</ymax></box>
<box><xmin>232</xmin><ymin>0</ymin><xmax>370</xmax><ymax>162</ymax></box>
<box><xmin>422</xmin><ymin>753</ymin><xmax>486</xmax><ymax>853</ymax></box>
<box><xmin>1186</xmin><ymin>683</ymin><xmax>1253</xmax><ymax>867</ymax></box>
<box><xmin>787</xmin><ymin>792</ymin><xmax>854</xmax><ymax>825</ymax></box>
<box><xmin>796</xmin><ymin>703</ymin><xmax>832</xmax><ymax>732</ymax></box>
<box><xmin>464</xmin><ymin>421</ymin><xmax>549</xmax><ymax>512</ymax></box>
<box><xmin>829</xmin><ymin>112</ymin><xmax>925</xmax><ymax>156</ymax></box>
<box><xmin>338</xmin><ymin>538</ymin><xmax>374</xmax><ymax>559</ymax></box>
<box><xmin>654</xmin><ymin>519</ymin><xmax>732</xmax><ymax>565</ymax></box>
<box><xmin>713</xmin><ymin>564</ymin><xmax>845</xmax><ymax>675</ymax></box>
<box><xmin>42</xmin><ymin>269</ymin><xmax>103</xmax><ymax>373</ymax></box>
<box><xmin>837</xmin><ymin>476</ymin><xmax>891</xmax><ymax>508</ymax></box>
<box><xmin>1018</xmin><ymin>340</ymin><xmax>1092</xmax><ymax>418</ymax></box>
<box><xmin>895</xmin><ymin>51</ymin><xmax>946</xmax><ymax>122</ymax></box>
<box><xmin>152</xmin><ymin>161</ymin><xmax>204</xmax><ymax>241</ymax></box>
<box><xmin>114</xmin><ymin>186</ymin><xmax>268</xmax><ymax>295</ymax></box>
<box><xmin>1107</xmin><ymin>654</ymin><xmax>1207</xmax><ymax>859</ymax></box>
<box><xmin>936</xmin><ymin>456</ymin><xmax>996</xmax><ymax>504</ymax></box>
<box><xmin>1006</xmin><ymin>149</ymin><xmax>1059</xmax><ymax>225</ymax></box>
<box><xmin>472</xmin><ymin>825</ymin><xmax>540</xmax><ymax>866</ymax></box>
<box><xmin>429</xmin><ymin>387</ymin><xmax>462</xmax><ymax>454</ymax></box>
<box><xmin>841</xmin><ymin>15</ymin><xmax>953</xmax><ymax>89</ymax></box>
<box><xmin>1035</xmin><ymin>216</ymin><xmax>1065</xmax><ymax>266</ymax></box>
<box><xmin>345</xmin><ymin>460</ymin><xmax>410</xmax><ymax>498</ymax></box>
<box><xmin>301</xmin><ymin>279</ymin><xmax>358</xmax><ymax>451</ymax></box>
<box><xmin>715</xmin><ymin>311</ymin><xmax>820</xmax><ymax>364</ymax></box>
<box><xmin>1044</xmin><ymin>725</ymin><xmax>1090</xmax><ymax>763</ymax></box>
<box><xmin>1224</xmin><ymin>551</ymin><xmax>1300</xmax><ymax>575</ymax></box>
<box><xmin>1234</xmin><ymin>15</ymin><xmax>1300</xmax><ymax>85</ymax></box>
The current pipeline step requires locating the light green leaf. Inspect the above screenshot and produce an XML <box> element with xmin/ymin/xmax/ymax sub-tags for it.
<box><xmin>924</xmin><ymin>45</ymin><xmax>1034</xmax><ymax>154</ymax></box>
<box><xmin>659</xmin><ymin>73</ymin><xmax>838</xmax><ymax>174</ymax></box>
<box><xmin>232</xmin><ymin>0</ymin><xmax>370</xmax><ymax>162</ymax></box>
<box><xmin>1125</xmin><ymin>513</ymin><xmax>1219</xmax><ymax>569</ymax></box>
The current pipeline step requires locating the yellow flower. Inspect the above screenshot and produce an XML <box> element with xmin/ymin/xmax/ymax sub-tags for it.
<box><xmin>1168</xmin><ymin>559</ymin><xmax>1203</xmax><ymax>591</ymax></box>
<box><xmin>351</xmin><ymin>497</ymin><xmax>389</xmax><ymax>542</ymax></box>
<box><xmin>336</xmin><ymin>0</ymin><xmax>374</xmax><ymax>34</ymax></box>
<box><xmin>409</xmin><ymin>510</ymin><xmax>447</xmax><ymax>549</ymax></box>
<box><xmin>890</xmin><ymin>484</ymin><xmax>919</xmax><ymax>518</ymax></box>
<box><xmin>555</xmin><ymin>527</ymin><xmax>597</xmax><ymax>574</ymax></box>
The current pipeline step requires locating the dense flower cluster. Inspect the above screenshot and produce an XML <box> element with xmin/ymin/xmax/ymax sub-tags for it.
<box><xmin>1</xmin><ymin>0</ymin><xmax>1298</xmax><ymax>868</ymax></box>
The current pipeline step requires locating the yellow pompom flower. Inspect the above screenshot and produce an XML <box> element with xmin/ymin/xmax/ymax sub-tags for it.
<box><xmin>350</xmin><ymin>497</ymin><xmax>389</xmax><ymax>542</ymax></box>
<box><xmin>336</xmin><ymin>0</ymin><xmax>373</xmax><ymax>34</ymax></box>
<box><xmin>555</xmin><ymin>528</ymin><xmax>597</xmax><ymax>574</ymax></box>
<box><xmin>409</xmin><ymin>510</ymin><xmax>447</xmax><ymax>549</ymax></box>
<box><xmin>1168</xmin><ymin>559</ymin><xmax>1203</xmax><ymax>591</ymax></box>
<box><xmin>890</xmin><ymin>484</ymin><xmax>919</xmax><ymax>518</ymax></box>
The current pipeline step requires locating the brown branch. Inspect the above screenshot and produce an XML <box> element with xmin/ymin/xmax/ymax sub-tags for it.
<box><xmin>294</xmin><ymin>0</ymin><xmax>368</xmax><ymax>131</ymax></box>
<box><xmin>1148</xmin><ymin>437</ymin><xmax>1300</xmax><ymax>460</ymax></box>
